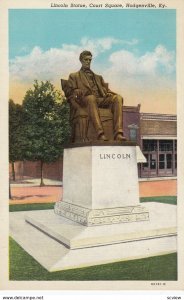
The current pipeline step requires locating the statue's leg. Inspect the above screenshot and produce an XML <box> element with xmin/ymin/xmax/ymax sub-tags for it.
<box><xmin>82</xmin><ymin>95</ymin><xmax>105</xmax><ymax>138</ymax></box>
<box><xmin>111</xmin><ymin>95</ymin><xmax>124</xmax><ymax>138</ymax></box>
<box><xmin>98</xmin><ymin>95</ymin><xmax>124</xmax><ymax>139</ymax></box>
<box><xmin>79</xmin><ymin>117</ymin><xmax>89</xmax><ymax>142</ymax></box>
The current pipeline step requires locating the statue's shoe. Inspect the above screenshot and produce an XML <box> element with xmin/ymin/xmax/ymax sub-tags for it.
<box><xmin>98</xmin><ymin>134</ymin><xmax>109</xmax><ymax>141</ymax></box>
<box><xmin>115</xmin><ymin>133</ymin><xmax>127</xmax><ymax>141</ymax></box>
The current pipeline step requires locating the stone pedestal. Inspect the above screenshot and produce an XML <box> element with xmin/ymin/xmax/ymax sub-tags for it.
<box><xmin>55</xmin><ymin>144</ymin><xmax>149</xmax><ymax>226</ymax></box>
<box><xmin>10</xmin><ymin>143</ymin><xmax>176</xmax><ymax>272</ymax></box>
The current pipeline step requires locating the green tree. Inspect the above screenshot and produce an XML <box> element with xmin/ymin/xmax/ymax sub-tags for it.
<box><xmin>22</xmin><ymin>80</ymin><xmax>70</xmax><ymax>186</ymax></box>
<box><xmin>9</xmin><ymin>99</ymin><xmax>24</xmax><ymax>181</ymax></box>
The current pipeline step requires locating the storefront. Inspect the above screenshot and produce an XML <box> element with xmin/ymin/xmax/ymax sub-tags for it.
<box><xmin>140</xmin><ymin>138</ymin><xmax>177</xmax><ymax>177</ymax></box>
<box><xmin>139</xmin><ymin>113</ymin><xmax>177</xmax><ymax>178</ymax></box>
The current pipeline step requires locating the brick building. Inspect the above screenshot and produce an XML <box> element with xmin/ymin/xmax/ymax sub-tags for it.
<box><xmin>10</xmin><ymin>157</ymin><xmax>63</xmax><ymax>181</ymax></box>
<box><xmin>10</xmin><ymin>107</ymin><xmax>177</xmax><ymax>180</ymax></box>
<box><xmin>139</xmin><ymin>113</ymin><xmax>177</xmax><ymax>178</ymax></box>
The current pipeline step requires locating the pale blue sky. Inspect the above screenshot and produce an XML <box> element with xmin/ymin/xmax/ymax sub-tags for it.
<box><xmin>9</xmin><ymin>9</ymin><xmax>176</xmax><ymax>59</ymax></box>
<box><xmin>9</xmin><ymin>9</ymin><xmax>176</xmax><ymax>113</ymax></box>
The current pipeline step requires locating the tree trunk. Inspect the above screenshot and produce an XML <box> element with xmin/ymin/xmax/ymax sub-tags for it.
<box><xmin>40</xmin><ymin>160</ymin><xmax>45</xmax><ymax>186</ymax></box>
<box><xmin>9</xmin><ymin>180</ymin><xmax>12</xmax><ymax>199</ymax></box>
<box><xmin>11</xmin><ymin>162</ymin><xmax>15</xmax><ymax>181</ymax></box>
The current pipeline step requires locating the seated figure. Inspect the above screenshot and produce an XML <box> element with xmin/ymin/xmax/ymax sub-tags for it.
<box><xmin>62</xmin><ymin>50</ymin><xmax>126</xmax><ymax>143</ymax></box>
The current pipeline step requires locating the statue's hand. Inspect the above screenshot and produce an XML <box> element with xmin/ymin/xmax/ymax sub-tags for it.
<box><xmin>106</xmin><ymin>91</ymin><xmax>117</xmax><ymax>97</ymax></box>
<box><xmin>73</xmin><ymin>89</ymin><xmax>83</xmax><ymax>100</ymax></box>
<box><xmin>106</xmin><ymin>92</ymin><xmax>113</xmax><ymax>97</ymax></box>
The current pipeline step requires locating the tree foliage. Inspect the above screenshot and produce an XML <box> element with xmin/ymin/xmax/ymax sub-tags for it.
<box><xmin>9</xmin><ymin>99</ymin><xmax>25</xmax><ymax>181</ymax></box>
<box><xmin>22</xmin><ymin>80</ymin><xmax>70</xmax><ymax>185</ymax></box>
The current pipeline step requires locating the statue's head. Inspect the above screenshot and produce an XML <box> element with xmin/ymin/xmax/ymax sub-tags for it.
<box><xmin>79</xmin><ymin>50</ymin><xmax>92</xmax><ymax>70</ymax></box>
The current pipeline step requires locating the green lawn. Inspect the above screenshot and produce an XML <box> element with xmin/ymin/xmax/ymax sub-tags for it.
<box><xmin>9</xmin><ymin>195</ymin><xmax>177</xmax><ymax>212</ymax></box>
<box><xmin>140</xmin><ymin>196</ymin><xmax>177</xmax><ymax>205</ymax></box>
<box><xmin>9</xmin><ymin>237</ymin><xmax>177</xmax><ymax>281</ymax></box>
<box><xmin>9</xmin><ymin>202</ymin><xmax>55</xmax><ymax>212</ymax></box>
<box><xmin>9</xmin><ymin>196</ymin><xmax>177</xmax><ymax>281</ymax></box>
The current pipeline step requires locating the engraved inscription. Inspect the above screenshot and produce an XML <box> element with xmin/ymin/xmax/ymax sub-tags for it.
<box><xmin>99</xmin><ymin>153</ymin><xmax>131</xmax><ymax>160</ymax></box>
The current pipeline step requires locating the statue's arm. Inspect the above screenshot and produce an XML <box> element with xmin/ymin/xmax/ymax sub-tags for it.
<box><xmin>68</xmin><ymin>74</ymin><xmax>78</xmax><ymax>90</ymax></box>
<box><xmin>68</xmin><ymin>73</ymin><xmax>83</xmax><ymax>100</ymax></box>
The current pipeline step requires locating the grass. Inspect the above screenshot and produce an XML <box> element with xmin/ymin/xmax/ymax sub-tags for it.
<box><xmin>9</xmin><ymin>196</ymin><xmax>177</xmax><ymax>281</ymax></box>
<box><xmin>9</xmin><ymin>237</ymin><xmax>177</xmax><ymax>281</ymax></box>
<box><xmin>140</xmin><ymin>196</ymin><xmax>177</xmax><ymax>205</ymax></box>
<box><xmin>9</xmin><ymin>196</ymin><xmax>177</xmax><ymax>212</ymax></box>
<box><xmin>9</xmin><ymin>202</ymin><xmax>55</xmax><ymax>212</ymax></box>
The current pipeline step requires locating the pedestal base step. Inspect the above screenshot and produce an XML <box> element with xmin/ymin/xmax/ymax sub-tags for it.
<box><xmin>54</xmin><ymin>201</ymin><xmax>149</xmax><ymax>226</ymax></box>
<box><xmin>9</xmin><ymin>203</ymin><xmax>177</xmax><ymax>272</ymax></box>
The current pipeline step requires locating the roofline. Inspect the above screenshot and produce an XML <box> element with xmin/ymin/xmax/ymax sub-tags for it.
<box><xmin>140</xmin><ymin>113</ymin><xmax>177</xmax><ymax>121</ymax></box>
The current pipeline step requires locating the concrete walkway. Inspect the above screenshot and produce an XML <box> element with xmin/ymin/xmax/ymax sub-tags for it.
<box><xmin>9</xmin><ymin>178</ymin><xmax>177</xmax><ymax>205</ymax></box>
<box><xmin>10</xmin><ymin>178</ymin><xmax>62</xmax><ymax>187</ymax></box>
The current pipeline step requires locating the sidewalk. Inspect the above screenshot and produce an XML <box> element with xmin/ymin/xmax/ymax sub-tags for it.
<box><xmin>139</xmin><ymin>179</ymin><xmax>176</xmax><ymax>197</ymax></box>
<box><xmin>10</xmin><ymin>178</ymin><xmax>62</xmax><ymax>187</ymax></box>
<box><xmin>9</xmin><ymin>178</ymin><xmax>177</xmax><ymax>205</ymax></box>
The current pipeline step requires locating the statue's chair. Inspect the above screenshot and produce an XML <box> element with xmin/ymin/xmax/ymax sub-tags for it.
<box><xmin>61</xmin><ymin>79</ymin><xmax>114</xmax><ymax>143</ymax></box>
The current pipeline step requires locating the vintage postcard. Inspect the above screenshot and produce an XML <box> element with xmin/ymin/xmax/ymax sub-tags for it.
<box><xmin>0</xmin><ymin>0</ymin><xmax>184</xmax><ymax>293</ymax></box>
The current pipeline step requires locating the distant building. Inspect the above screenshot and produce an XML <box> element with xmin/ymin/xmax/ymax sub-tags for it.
<box><xmin>139</xmin><ymin>113</ymin><xmax>177</xmax><ymax>178</ymax></box>
<box><xmin>123</xmin><ymin>107</ymin><xmax>177</xmax><ymax>178</ymax></box>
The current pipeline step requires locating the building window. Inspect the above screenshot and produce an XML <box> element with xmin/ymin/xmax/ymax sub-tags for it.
<box><xmin>143</xmin><ymin>140</ymin><xmax>157</xmax><ymax>151</ymax></box>
<box><xmin>166</xmin><ymin>154</ymin><xmax>172</xmax><ymax>169</ymax></box>
<box><xmin>159</xmin><ymin>140</ymin><xmax>173</xmax><ymax>151</ymax></box>
<box><xmin>159</xmin><ymin>154</ymin><xmax>165</xmax><ymax>169</ymax></box>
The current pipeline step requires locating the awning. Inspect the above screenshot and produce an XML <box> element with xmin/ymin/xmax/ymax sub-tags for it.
<box><xmin>136</xmin><ymin>146</ymin><xmax>147</xmax><ymax>163</ymax></box>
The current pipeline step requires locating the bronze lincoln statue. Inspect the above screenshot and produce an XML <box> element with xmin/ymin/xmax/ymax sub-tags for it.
<box><xmin>64</xmin><ymin>50</ymin><xmax>126</xmax><ymax>142</ymax></box>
